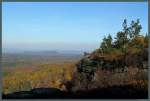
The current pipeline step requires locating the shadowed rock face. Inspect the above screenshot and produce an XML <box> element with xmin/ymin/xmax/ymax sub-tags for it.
<box><xmin>2</xmin><ymin>85</ymin><xmax>148</xmax><ymax>99</ymax></box>
<box><xmin>77</xmin><ymin>48</ymin><xmax>148</xmax><ymax>74</ymax></box>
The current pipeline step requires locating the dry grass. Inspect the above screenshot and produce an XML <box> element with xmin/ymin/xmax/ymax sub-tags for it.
<box><xmin>92</xmin><ymin>67</ymin><xmax>148</xmax><ymax>89</ymax></box>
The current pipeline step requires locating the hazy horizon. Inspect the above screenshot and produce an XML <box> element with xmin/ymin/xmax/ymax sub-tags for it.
<box><xmin>2</xmin><ymin>2</ymin><xmax>148</xmax><ymax>53</ymax></box>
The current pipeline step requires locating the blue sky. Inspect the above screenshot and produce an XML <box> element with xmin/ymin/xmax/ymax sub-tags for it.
<box><xmin>2</xmin><ymin>2</ymin><xmax>148</xmax><ymax>52</ymax></box>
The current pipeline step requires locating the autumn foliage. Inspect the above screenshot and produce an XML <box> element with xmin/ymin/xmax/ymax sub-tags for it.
<box><xmin>3</xmin><ymin>63</ymin><xmax>76</xmax><ymax>94</ymax></box>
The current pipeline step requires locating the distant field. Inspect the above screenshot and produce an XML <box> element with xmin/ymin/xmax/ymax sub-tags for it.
<box><xmin>2</xmin><ymin>52</ymin><xmax>83</xmax><ymax>68</ymax></box>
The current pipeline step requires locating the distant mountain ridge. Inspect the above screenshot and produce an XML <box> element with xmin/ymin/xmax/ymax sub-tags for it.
<box><xmin>2</xmin><ymin>50</ymin><xmax>83</xmax><ymax>68</ymax></box>
<box><xmin>3</xmin><ymin>50</ymin><xmax>84</xmax><ymax>55</ymax></box>
<box><xmin>22</xmin><ymin>50</ymin><xmax>59</xmax><ymax>56</ymax></box>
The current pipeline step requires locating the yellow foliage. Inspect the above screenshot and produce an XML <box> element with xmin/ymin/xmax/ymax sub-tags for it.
<box><xmin>3</xmin><ymin>63</ymin><xmax>76</xmax><ymax>94</ymax></box>
<box><xmin>133</xmin><ymin>36</ymin><xmax>145</xmax><ymax>46</ymax></box>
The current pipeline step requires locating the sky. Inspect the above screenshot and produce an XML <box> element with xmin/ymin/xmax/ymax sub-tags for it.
<box><xmin>2</xmin><ymin>2</ymin><xmax>148</xmax><ymax>52</ymax></box>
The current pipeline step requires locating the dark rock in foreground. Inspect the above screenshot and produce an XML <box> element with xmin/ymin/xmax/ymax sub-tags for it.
<box><xmin>2</xmin><ymin>85</ymin><xmax>148</xmax><ymax>99</ymax></box>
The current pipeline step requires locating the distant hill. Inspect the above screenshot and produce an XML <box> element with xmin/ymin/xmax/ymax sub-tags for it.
<box><xmin>2</xmin><ymin>50</ymin><xmax>83</xmax><ymax>68</ymax></box>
